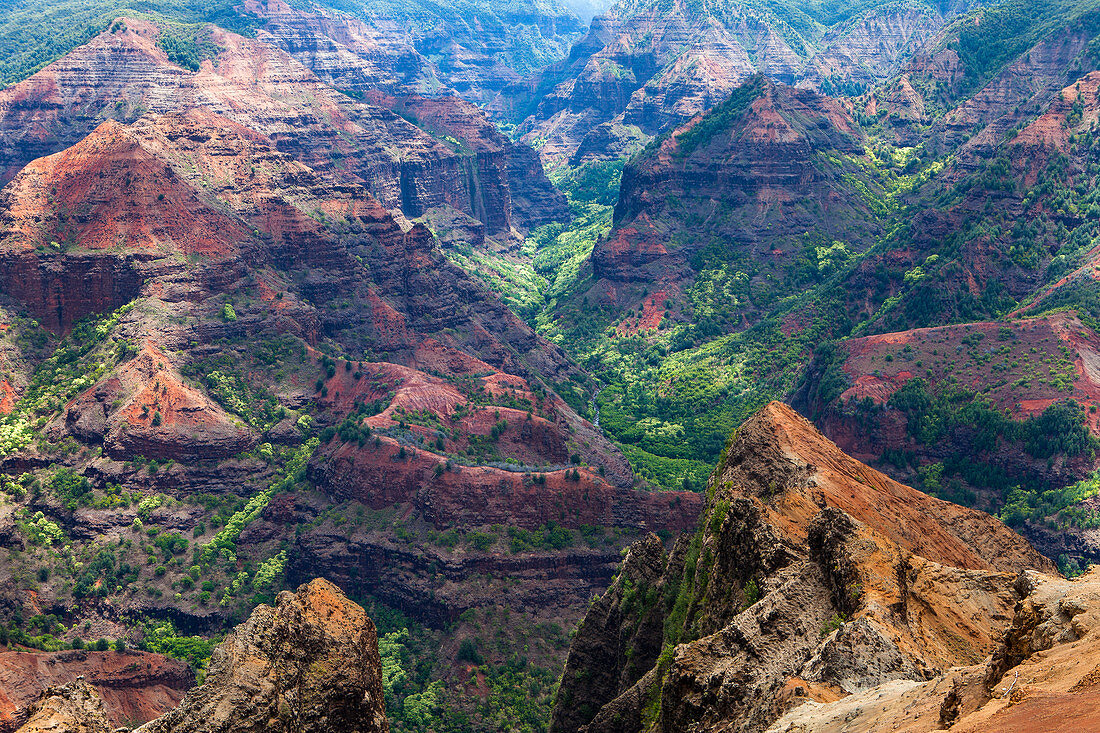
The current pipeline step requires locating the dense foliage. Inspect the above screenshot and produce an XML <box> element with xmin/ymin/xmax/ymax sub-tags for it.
<box><xmin>0</xmin><ymin>0</ymin><xmax>259</xmax><ymax>88</ymax></box>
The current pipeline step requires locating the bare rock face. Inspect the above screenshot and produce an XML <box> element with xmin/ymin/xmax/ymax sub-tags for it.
<box><xmin>549</xmin><ymin>534</ymin><xmax>679</xmax><ymax>733</ymax></box>
<box><xmin>550</xmin><ymin>402</ymin><xmax>1054</xmax><ymax>733</ymax></box>
<box><xmin>766</xmin><ymin>567</ymin><xmax>1100</xmax><ymax>732</ymax></box>
<box><xmin>14</xmin><ymin>679</ymin><xmax>112</xmax><ymax>733</ymax></box>
<box><xmin>138</xmin><ymin>578</ymin><xmax>388</xmax><ymax>733</ymax></box>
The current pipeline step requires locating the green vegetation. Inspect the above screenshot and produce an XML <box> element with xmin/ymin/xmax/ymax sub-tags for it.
<box><xmin>839</xmin><ymin>380</ymin><xmax>1099</xmax><ymax>509</ymax></box>
<box><xmin>439</xmin><ymin>244</ymin><xmax>546</xmax><ymax>320</ymax></box>
<box><xmin>1001</xmin><ymin>467</ymin><xmax>1100</xmax><ymax>529</ymax></box>
<box><xmin>198</xmin><ymin>438</ymin><xmax>318</xmax><ymax>564</ymax></box>
<box><xmin>1</xmin><ymin>305</ymin><xmax>134</xmax><ymax>459</ymax></box>
<box><xmin>0</xmin><ymin>0</ymin><xmax>260</xmax><ymax>89</ymax></box>
<box><xmin>16</xmin><ymin>510</ymin><xmax>65</xmax><ymax>546</ymax></box>
<box><xmin>364</xmin><ymin>596</ymin><xmax>562</xmax><ymax>733</ymax></box>
<box><xmin>139</xmin><ymin>619</ymin><xmax>217</xmax><ymax>672</ymax></box>
<box><xmin>950</xmin><ymin>0</ymin><xmax>1100</xmax><ymax>99</ymax></box>
<box><xmin>182</xmin><ymin>344</ymin><xmax>297</xmax><ymax>431</ymax></box>
<box><xmin>505</xmin><ymin>522</ymin><xmax>574</xmax><ymax>553</ymax></box>
<box><xmin>529</xmin><ymin>161</ymin><xmax>622</xmax><ymax>305</ymax></box>
<box><xmin>674</xmin><ymin>76</ymin><xmax>764</xmax><ymax>156</ymax></box>
<box><xmin>156</xmin><ymin>21</ymin><xmax>219</xmax><ymax>71</ymax></box>
<box><xmin>73</xmin><ymin>548</ymin><xmax>139</xmax><ymax>597</ymax></box>
<box><xmin>887</xmin><ymin>380</ymin><xmax>1096</xmax><ymax>461</ymax></box>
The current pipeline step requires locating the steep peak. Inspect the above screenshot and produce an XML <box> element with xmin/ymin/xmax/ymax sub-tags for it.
<box><xmin>0</xmin><ymin>118</ymin><xmax>252</xmax><ymax>257</ymax></box>
<box><xmin>716</xmin><ymin>401</ymin><xmax>1054</xmax><ymax>574</ymax></box>
<box><xmin>640</xmin><ymin>74</ymin><xmax>863</xmax><ymax>163</ymax></box>
<box><xmin>86</xmin><ymin>17</ymin><xmax>175</xmax><ymax>67</ymax></box>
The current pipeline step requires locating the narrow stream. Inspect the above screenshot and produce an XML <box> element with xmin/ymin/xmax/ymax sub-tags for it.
<box><xmin>589</xmin><ymin>384</ymin><xmax>604</xmax><ymax>431</ymax></box>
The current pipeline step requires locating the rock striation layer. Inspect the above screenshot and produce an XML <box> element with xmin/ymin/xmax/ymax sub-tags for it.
<box><xmin>0</xmin><ymin>650</ymin><xmax>191</xmax><ymax>732</ymax></box>
<box><xmin>515</xmin><ymin>0</ymin><xmax>955</xmax><ymax>167</ymax></box>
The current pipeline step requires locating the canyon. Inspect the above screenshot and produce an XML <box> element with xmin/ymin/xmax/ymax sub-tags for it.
<box><xmin>1</xmin><ymin>0</ymin><xmax>1100</xmax><ymax>731</ymax></box>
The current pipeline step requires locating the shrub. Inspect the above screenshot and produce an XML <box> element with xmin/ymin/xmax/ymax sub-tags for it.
<box><xmin>457</xmin><ymin>638</ymin><xmax>483</xmax><ymax>665</ymax></box>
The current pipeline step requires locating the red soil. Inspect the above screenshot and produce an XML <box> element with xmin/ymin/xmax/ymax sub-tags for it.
<box><xmin>323</xmin><ymin>432</ymin><xmax>702</xmax><ymax>534</ymax></box>
<box><xmin>0</xmin><ymin>381</ymin><xmax>15</xmax><ymax>415</ymax></box>
<box><xmin>0</xmin><ymin>649</ymin><xmax>191</xmax><ymax>731</ymax></box>
<box><xmin>617</xmin><ymin>288</ymin><xmax>672</xmax><ymax>335</ymax></box>
<box><xmin>3</xmin><ymin>120</ymin><xmax>249</xmax><ymax>257</ymax></box>
<box><xmin>837</xmin><ymin>313</ymin><xmax>1100</xmax><ymax>428</ymax></box>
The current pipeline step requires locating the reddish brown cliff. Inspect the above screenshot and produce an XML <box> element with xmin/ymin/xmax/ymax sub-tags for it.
<box><xmin>0</xmin><ymin>649</ymin><xmax>192</xmax><ymax>732</ymax></box>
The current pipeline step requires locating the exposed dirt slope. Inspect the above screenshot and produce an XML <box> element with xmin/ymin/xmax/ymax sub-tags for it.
<box><xmin>0</xmin><ymin>649</ymin><xmax>191</xmax><ymax>732</ymax></box>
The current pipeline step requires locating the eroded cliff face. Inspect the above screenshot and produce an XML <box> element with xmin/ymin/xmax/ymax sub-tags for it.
<box><xmin>362</xmin><ymin>91</ymin><xmax>569</xmax><ymax>232</ymax></box>
<box><xmin>515</xmin><ymin>0</ymin><xmax>954</xmax><ymax>167</ymax></box>
<box><xmin>550</xmin><ymin>402</ymin><xmax>1054</xmax><ymax>733</ymax></box>
<box><xmin>246</xmin><ymin>0</ymin><xmax>586</xmax><ymax>108</ymax></box>
<box><xmin>0</xmin><ymin>650</ymin><xmax>192</xmax><ymax>732</ymax></box>
<box><xmin>586</xmin><ymin>77</ymin><xmax>881</xmax><ymax>323</ymax></box>
<box><xmin>768</xmin><ymin>566</ymin><xmax>1100</xmax><ymax>732</ymax></box>
<box><xmin>0</xmin><ymin>17</ymin><xmax>562</xmax><ymax>236</ymax></box>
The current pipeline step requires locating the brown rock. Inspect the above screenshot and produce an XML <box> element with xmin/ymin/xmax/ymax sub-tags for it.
<box><xmin>552</xmin><ymin>401</ymin><xmax>1053</xmax><ymax>733</ymax></box>
<box><xmin>767</xmin><ymin>567</ymin><xmax>1100</xmax><ymax>733</ymax></box>
<box><xmin>14</xmin><ymin>680</ymin><xmax>111</xmax><ymax>733</ymax></box>
<box><xmin>137</xmin><ymin>578</ymin><xmax>387</xmax><ymax>733</ymax></box>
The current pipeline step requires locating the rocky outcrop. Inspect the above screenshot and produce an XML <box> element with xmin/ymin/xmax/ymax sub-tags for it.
<box><xmin>550</xmin><ymin>402</ymin><xmax>1054</xmax><ymax>733</ymax></box>
<box><xmin>138</xmin><ymin>579</ymin><xmax>387</xmax><ymax>733</ymax></box>
<box><xmin>0</xmin><ymin>650</ymin><xmax>191</xmax><ymax>732</ymax></box>
<box><xmin>67</xmin><ymin>342</ymin><xmax>257</xmax><ymax>462</ymax></box>
<box><xmin>13</xmin><ymin>680</ymin><xmax>111</xmax><ymax>733</ymax></box>
<box><xmin>549</xmin><ymin>533</ymin><xmax>679</xmax><ymax>733</ymax></box>
<box><xmin>767</xmin><ymin>566</ymin><xmax>1100</xmax><ymax>732</ymax></box>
